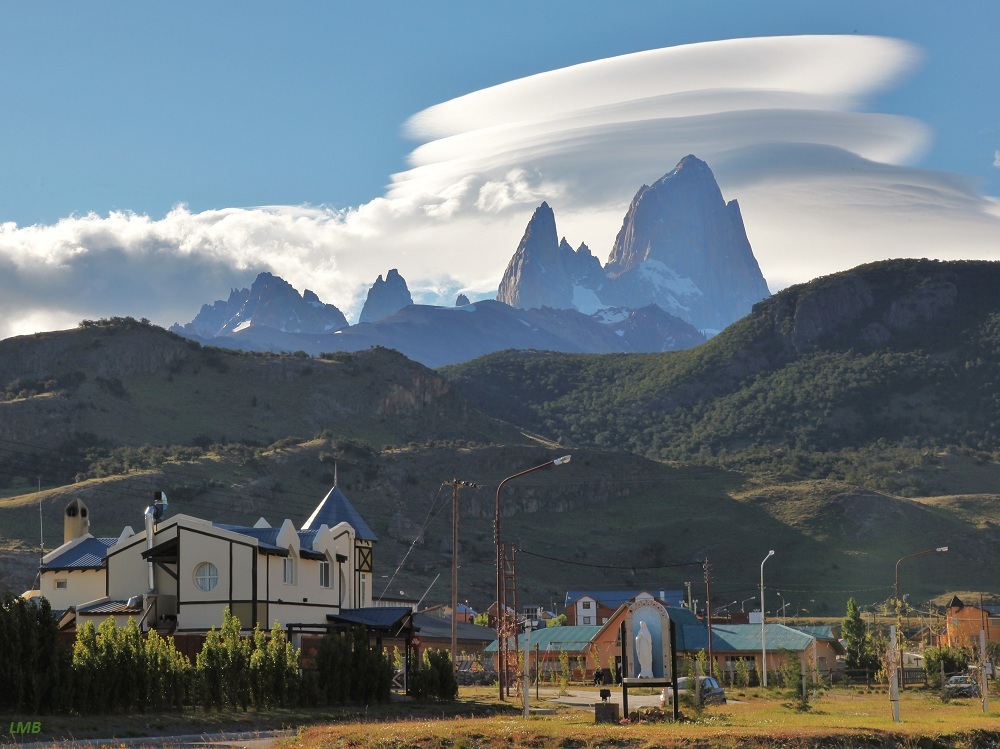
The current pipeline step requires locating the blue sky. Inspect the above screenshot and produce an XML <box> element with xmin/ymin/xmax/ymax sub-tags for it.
<box><xmin>1</xmin><ymin>2</ymin><xmax>999</xmax><ymax>336</ymax></box>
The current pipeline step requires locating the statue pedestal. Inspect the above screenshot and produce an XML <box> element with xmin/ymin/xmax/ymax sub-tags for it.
<box><xmin>594</xmin><ymin>702</ymin><xmax>620</xmax><ymax>724</ymax></box>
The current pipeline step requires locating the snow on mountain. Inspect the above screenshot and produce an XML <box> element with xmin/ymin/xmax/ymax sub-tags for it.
<box><xmin>170</xmin><ymin>272</ymin><xmax>348</xmax><ymax>338</ymax></box>
<box><xmin>495</xmin><ymin>155</ymin><xmax>770</xmax><ymax>332</ymax></box>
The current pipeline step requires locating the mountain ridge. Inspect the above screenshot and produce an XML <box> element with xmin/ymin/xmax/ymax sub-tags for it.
<box><xmin>497</xmin><ymin>155</ymin><xmax>770</xmax><ymax>332</ymax></box>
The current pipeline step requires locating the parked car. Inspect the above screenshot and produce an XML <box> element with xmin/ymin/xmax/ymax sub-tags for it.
<box><xmin>659</xmin><ymin>676</ymin><xmax>727</xmax><ymax>707</ymax></box>
<box><xmin>944</xmin><ymin>674</ymin><xmax>980</xmax><ymax>698</ymax></box>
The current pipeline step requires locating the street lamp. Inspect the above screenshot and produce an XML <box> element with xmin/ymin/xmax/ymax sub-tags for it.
<box><xmin>895</xmin><ymin>547</ymin><xmax>948</xmax><ymax>608</ymax></box>
<box><xmin>713</xmin><ymin>600</ymin><xmax>738</xmax><ymax>616</ymax></box>
<box><xmin>495</xmin><ymin>455</ymin><xmax>571</xmax><ymax>701</ymax></box>
<box><xmin>776</xmin><ymin>591</ymin><xmax>786</xmax><ymax>624</ymax></box>
<box><xmin>760</xmin><ymin>549</ymin><xmax>775</xmax><ymax>687</ymax></box>
<box><xmin>741</xmin><ymin>596</ymin><xmax>756</xmax><ymax>613</ymax></box>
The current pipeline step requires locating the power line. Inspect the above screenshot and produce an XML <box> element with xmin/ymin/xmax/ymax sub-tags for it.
<box><xmin>518</xmin><ymin>548</ymin><xmax>702</xmax><ymax>571</ymax></box>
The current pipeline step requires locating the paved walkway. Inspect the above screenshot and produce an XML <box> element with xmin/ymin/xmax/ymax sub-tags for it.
<box><xmin>530</xmin><ymin>686</ymin><xmax>664</xmax><ymax>710</ymax></box>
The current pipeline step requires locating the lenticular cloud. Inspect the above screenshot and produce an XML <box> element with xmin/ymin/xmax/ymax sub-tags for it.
<box><xmin>2</xmin><ymin>35</ymin><xmax>1000</xmax><ymax>339</ymax></box>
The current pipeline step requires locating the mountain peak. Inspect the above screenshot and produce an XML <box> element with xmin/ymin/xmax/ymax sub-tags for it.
<box><xmin>496</xmin><ymin>201</ymin><xmax>566</xmax><ymax>309</ymax></box>
<box><xmin>171</xmin><ymin>271</ymin><xmax>347</xmax><ymax>338</ymax></box>
<box><xmin>602</xmin><ymin>155</ymin><xmax>769</xmax><ymax>330</ymax></box>
<box><xmin>359</xmin><ymin>268</ymin><xmax>414</xmax><ymax>323</ymax></box>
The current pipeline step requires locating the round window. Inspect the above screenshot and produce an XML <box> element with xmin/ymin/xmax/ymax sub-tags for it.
<box><xmin>193</xmin><ymin>562</ymin><xmax>219</xmax><ymax>592</ymax></box>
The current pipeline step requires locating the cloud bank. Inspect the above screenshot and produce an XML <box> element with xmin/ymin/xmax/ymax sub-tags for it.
<box><xmin>2</xmin><ymin>34</ymin><xmax>1000</xmax><ymax>339</ymax></box>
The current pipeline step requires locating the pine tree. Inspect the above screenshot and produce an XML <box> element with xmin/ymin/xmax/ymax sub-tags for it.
<box><xmin>842</xmin><ymin>597</ymin><xmax>876</xmax><ymax>670</ymax></box>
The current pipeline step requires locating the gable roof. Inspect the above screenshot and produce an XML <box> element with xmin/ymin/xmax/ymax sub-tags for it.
<box><xmin>484</xmin><ymin>625</ymin><xmax>602</xmax><ymax>654</ymax></box>
<box><xmin>302</xmin><ymin>485</ymin><xmax>377</xmax><ymax>541</ymax></box>
<box><xmin>787</xmin><ymin>625</ymin><xmax>840</xmax><ymax>644</ymax></box>
<box><xmin>41</xmin><ymin>536</ymin><xmax>117</xmax><ymax>571</ymax></box>
<box><xmin>411</xmin><ymin>613</ymin><xmax>495</xmax><ymax>644</ymax></box>
<box><xmin>681</xmin><ymin>623</ymin><xmax>845</xmax><ymax>654</ymax></box>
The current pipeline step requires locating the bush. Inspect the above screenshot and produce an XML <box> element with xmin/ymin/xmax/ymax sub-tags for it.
<box><xmin>923</xmin><ymin>646</ymin><xmax>971</xmax><ymax>687</ymax></box>
<box><xmin>411</xmin><ymin>649</ymin><xmax>458</xmax><ymax>701</ymax></box>
<box><xmin>0</xmin><ymin>594</ymin><xmax>71</xmax><ymax>713</ymax></box>
<box><xmin>314</xmin><ymin>627</ymin><xmax>393</xmax><ymax>705</ymax></box>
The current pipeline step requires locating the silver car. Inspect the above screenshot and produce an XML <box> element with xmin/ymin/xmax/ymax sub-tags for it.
<box><xmin>659</xmin><ymin>676</ymin><xmax>727</xmax><ymax>706</ymax></box>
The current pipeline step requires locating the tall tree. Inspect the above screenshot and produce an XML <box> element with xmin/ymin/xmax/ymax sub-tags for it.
<box><xmin>842</xmin><ymin>597</ymin><xmax>870</xmax><ymax>670</ymax></box>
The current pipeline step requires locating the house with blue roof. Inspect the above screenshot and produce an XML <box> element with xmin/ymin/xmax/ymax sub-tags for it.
<box><xmin>486</xmin><ymin>602</ymin><xmax>844</xmax><ymax>683</ymax></box>
<box><xmin>34</xmin><ymin>483</ymin><xmax>378</xmax><ymax>641</ymax></box>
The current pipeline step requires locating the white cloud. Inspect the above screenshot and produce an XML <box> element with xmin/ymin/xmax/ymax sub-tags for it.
<box><xmin>1</xmin><ymin>34</ymin><xmax>1000</xmax><ymax>340</ymax></box>
<box><xmin>994</xmin><ymin>150</ymin><xmax>1000</xmax><ymax>168</ymax></box>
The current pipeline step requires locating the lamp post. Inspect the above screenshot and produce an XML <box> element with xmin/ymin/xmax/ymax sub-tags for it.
<box><xmin>495</xmin><ymin>455</ymin><xmax>571</xmax><ymax>701</ymax></box>
<box><xmin>741</xmin><ymin>596</ymin><xmax>756</xmax><ymax>613</ymax></box>
<box><xmin>893</xmin><ymin>546</ymin><xmax>947</xmax><ymax>694</ymax></box>
<box><xmin>895</xmin><ymin>547</ymin><xmax>948</xmax><ymax>608</ymax></box>
<box><xmin>713</xmin><ymin>600</ymin><xmax>738</xmax><ymax>616</ymax></box>
<box><xmin>760</xmin><ymin>549</ymin><xmax>775</xmax><ymax>687</ymax></box>
<box><xmin>776</xmin><ymin>592</ymin><xmax>786</xmax><ymax>624</ymax></box>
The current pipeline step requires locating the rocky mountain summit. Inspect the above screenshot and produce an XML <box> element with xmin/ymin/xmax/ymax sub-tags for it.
<box><xmin>496</xmin><ymin>155</ymin><xmax>770</xmax><ymax>333</ymax></box>
<box><xmin>170</xmin><ymin>272</ymin><xmax>348</xmax><ymax>339</ymax></box>
<box><xmin>359</xmin><ymin>269</ymin><xmax>414</xmax><ymax>323</ymax></box>
<box><xmin>169</xmin><ymin>157</ymin><xmax>765</xmax><ymax>364</ymax></box>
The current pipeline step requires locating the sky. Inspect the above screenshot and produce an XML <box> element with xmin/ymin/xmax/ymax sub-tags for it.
<box><xmin>1</xmin><ymin>2</ymin><xmax>999</xmax><ymax>338</ymax></box>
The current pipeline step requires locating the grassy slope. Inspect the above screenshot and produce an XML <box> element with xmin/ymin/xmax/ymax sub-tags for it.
<box><xmin>442</xmin><ymin>260</ymin><xmax>1000</xmax><ymax>464</ymax></box>
<box><xmin>3</xmin><ymin>440</ymin><xmax>997</xmax><ymax>614</ymax></box>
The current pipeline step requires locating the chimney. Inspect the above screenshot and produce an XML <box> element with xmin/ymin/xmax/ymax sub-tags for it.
<box><xmin>144</xmin><ymin>491</ymin><xmax>168</xmax><ymax>592</ymax></box>
<box><xmin>64</xmin><ymin>498</ymin><xmax>90</xmax><ymax>543</ymax></box>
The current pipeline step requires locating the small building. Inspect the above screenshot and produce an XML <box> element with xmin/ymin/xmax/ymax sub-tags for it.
<box><xmin>487</xmin><ymin>604</ymin><xmax>843</xmax><ymax>682</ymax></box>
<box><xmin>564</xmin><ymin>589</ymin><xmax>684</xmax><ymax>626</ymax></box>
<box><xmin>941</xmin><ymin>595</ymin><xmax>1000</xmax><ymax>648</ymax></box>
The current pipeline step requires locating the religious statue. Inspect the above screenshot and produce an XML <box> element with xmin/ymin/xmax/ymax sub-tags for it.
<box><xmin>635</xmin><ymin>620</ymin><xmax>653</xmax><ymax>678</ymax></box>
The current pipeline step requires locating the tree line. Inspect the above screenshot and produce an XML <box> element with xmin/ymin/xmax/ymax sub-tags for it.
<box><xmin>0</xmin><ymin>595</ymin><xmax>454</xmax><ymax>713</ymax></box>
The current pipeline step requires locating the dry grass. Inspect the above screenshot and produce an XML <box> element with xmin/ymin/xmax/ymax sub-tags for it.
<box><xmin>287</xmin><ymin>688</ymin><xmax>1000</xmax><ymax>749</ymax></box>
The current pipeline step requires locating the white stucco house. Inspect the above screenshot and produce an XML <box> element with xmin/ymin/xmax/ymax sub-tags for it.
<box><xmin>34</xmin><ymin>485</ymin><xmax>377</xmax><ymax>640</ymax></box>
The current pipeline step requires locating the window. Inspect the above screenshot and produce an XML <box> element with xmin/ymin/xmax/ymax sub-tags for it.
<box><xmin>319</xmin><ymin>560</ymin><xmax>330</xmax><ymax>588</ymax></box>
<box><xmin>582</xmin><ymin>601</ymin><xmax>592</xmax><ymax>609</ymax></box>
<box><xmin>583</xmin><ymin>616</ymin><xmax>592</xmax><ymax>625</ymax></box>
<box><xmin>283</xmin><ymin>556</ymin><xmax>295</xmax><ymax>584</ymax></box>
<box><xmin>360</xmin><ymin>577</ymin><xmax>366</xmax><ymax>605</ymax></box>
<box><xmin>55</xmin><ymin>579</ymin><xmax>67</xmax><ymax>590</ymax></box>
<box><xmin>194</xmin><ymin>562</ymin><xmax>218</xmax><ymax>592</ymax></box>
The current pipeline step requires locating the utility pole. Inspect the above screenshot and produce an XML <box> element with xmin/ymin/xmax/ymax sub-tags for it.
<box><xmin>704</xmin><ymin>558</ymin><xmax>714</xmax><ymax>677</ymax></box>
<box><xmin>445</xmin><ymin>479</ymin><xmax>478</xmax><ymax>673</ymax></box>
<box><xmin>37</xmin><ymin>477</ymin><xmax>44</xmax><ymax>556</ymax></box>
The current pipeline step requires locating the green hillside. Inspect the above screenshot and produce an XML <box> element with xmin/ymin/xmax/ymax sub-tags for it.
<box><xmin>3</xmin><ymin>266</ymin><xmax>1000</xmax><ymax>615</ymax></box>
<box><xmin>443</xmin><ymin>259</ymin><xmax>1000</xmax><ymax>486</ymax></box>
<box><xmin>0</xmin><ymin>318</ymin><xmax>527</xmax><ymax>493</ymax></box>
<box><xmin>3</xmin><ymin>438</ymin><xmax>994</xmax><ymax>615</ymax></box>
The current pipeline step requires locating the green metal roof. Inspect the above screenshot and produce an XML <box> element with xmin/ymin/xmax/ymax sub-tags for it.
<box><xmin>483</xmin><ymin>625</ymin><xmax>601</xmax><ymax>654</ymax></box>
<box><xmin>683</xmin><ymin>623</ymin><xmax>819</xmax><ymax>653</ymax></box>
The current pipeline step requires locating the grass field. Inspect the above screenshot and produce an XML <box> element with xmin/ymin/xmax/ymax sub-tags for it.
<box><xmin>288</xmin><ymin>686</ymin><xmax>1000</xmax><ymax>749</ymax></box>
<box><xmin>4</xmin><ymin>685</ymin><xmax>997</xmax><ymax>748</ymax></box>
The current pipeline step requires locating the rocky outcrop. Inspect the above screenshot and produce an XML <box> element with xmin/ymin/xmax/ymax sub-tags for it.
<box><xmin>171</xmin><ymin>272</ymin><xmax>347</xmax><ymax>337</ymax></box>
<box><xmin>496</xmin><ymin>156</ymin><xmax>770</xmax><ymax>333</ymax></box>
<box><xmin>359</xmin><ymin>269</ymin><xmax>414</xmax><ymax>324</ymax></box>
<box><xmin>455</xmin><ymin>293</ymin><xmax>471</xmax><ymax>307</ymax></box>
